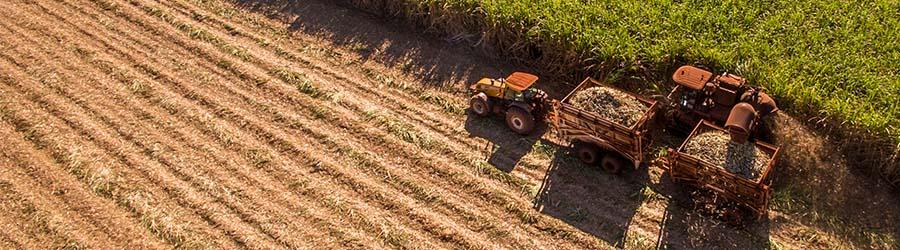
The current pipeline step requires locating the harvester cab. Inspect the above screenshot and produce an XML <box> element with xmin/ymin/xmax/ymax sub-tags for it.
<box><xmin>468</xmin><ymin>72</ymin><xmax>548</xmax><ymax>135</ymax></box>
<box><xmin>670</xmin><ymin>65</ymin><xmax>779</xmax><ymax>142</ymax></box>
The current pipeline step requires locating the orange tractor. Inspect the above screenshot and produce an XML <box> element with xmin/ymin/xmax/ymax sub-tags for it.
<box><xmin>667</xmin><ymin>66</ymin><xmax>779</xmax><ymax>143</ymax></box>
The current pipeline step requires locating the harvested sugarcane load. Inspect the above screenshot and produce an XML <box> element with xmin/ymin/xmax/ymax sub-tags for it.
<box><xmin>666</xmin><ymin>120</ymin><xmax>781</xmax><ymax>220</ymax></box>
<box><xmin>569</xmin><ymin>87</ymin><xmax>649</xmax><ymax>128</ymax></box>
<box><xmin>682</xmin><ymin>130</ymin><xmax>769</xmax><ymax>181</ymax></box>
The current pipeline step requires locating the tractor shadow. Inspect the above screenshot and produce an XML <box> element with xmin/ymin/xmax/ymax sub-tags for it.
<box><xmin>463</xmin><ymin>112</ymin><xmax>549</xmax><ymax>172</ymax></box>
<box><xmin>533</xmin><ymin>148</ymin><xmax>650</xmax><ymax>248</ymax></box>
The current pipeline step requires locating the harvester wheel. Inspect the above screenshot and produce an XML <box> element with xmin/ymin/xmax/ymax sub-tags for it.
<box><xmin>469</xmin><ymin>94</ymin><xmax>491</xmax><ymax>117</ymax></box>
<box><xmin>601</xmin><ymin>155</ymin><xmax>626</xmax><ymax>174</ymax></box>
<box><xmin>574</xmin><ymin>142</ymin><xmax>601</xmax><ymax>165</ymax></box>
<box><xmin>505</xmin><ymin>107</ymin><xmax>535</xmax><ymax>135</ymax></box>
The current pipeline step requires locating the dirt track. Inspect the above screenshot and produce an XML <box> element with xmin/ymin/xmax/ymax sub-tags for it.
<box><xmin>0</xmin><ymin>0</ymin><xmax>896</xmax><ymax>249</ymax></box>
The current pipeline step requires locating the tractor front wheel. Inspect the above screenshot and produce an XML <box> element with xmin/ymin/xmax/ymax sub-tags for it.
<box><xmin>505</xmin><ymin>107</ymin><xmax>535</xmax><ymax>135</ymax></box>
<box><xmin>469</xmin><ymin>94</ymin><xmax>491</xmax><ymax>117</ymax></box>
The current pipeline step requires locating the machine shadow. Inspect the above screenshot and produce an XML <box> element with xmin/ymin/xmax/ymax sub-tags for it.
<box><xmin>651</xmin><ymin>176</ymin><xmax>774</xmax><ymax>249</ymax></box>
<box><xmin>233</xmin><ymin>0</ymin><xmax>513</xmax><ymax>89</ymax></box>
<box><xmin>463</xmin><ymin>111</ymin><xmax>548</xmax><ymax>172</ymax></box>
<box><xmin>532</xmin><ymin>148</ymin><xmax>650</xmax><ymax>248</ymax></box>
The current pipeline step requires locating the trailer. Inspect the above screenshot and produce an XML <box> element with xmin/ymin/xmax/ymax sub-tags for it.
<box><xmin>664</xmin><ymin>120</ymin><xmax>781</xmax><ymax>220</ymax></box>
<box><xmin>548</xmin><ymin>77</ymin><xmax>661</xmax><ymax>173</ymax></box>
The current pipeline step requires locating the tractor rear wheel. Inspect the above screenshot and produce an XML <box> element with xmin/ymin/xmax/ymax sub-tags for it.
<box><xmin>574</xmin><ymin>142</ymin><xmax>601</xmax><ymax>165</ymax></box>
<box><xmin>469</xmin><ymin>94</ymin><xmax>491</xmax><ymax>117</ymax></box>
<box><xmin>601</xmin><ymin>154</ymin><xmax>626</xmax><ymax>174</ymax></box>
<box><xmin>505</xmin><ymin>107</ymin><xmax>535</xmax><ymax>135</ymax></box>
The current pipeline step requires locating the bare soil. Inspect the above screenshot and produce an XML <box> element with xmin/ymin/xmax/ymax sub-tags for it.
<box><xmin>0</xmin><ymin>0</ymin><xmax>896</xmax><ymax>249</ymax></box>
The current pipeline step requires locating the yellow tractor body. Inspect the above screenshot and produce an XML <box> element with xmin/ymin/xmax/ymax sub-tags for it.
<box><xmin>468</xmin><ymin>72</ymin><xmax>546</xmax><ymax>134</ymax></box>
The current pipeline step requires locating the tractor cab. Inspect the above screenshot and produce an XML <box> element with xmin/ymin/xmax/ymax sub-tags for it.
<box><xmin>471</xmin><ymin>72</ymin><xmax>541</xmax><ymax>100</ymax></box>
<box><xmin>670</xmin><ymin>65</ymin><xmax>779</xmax><ymax>142</ymax></box>
<box><xmin>469</xmin><ymin>72</ymin><xmax>547</xmax><ymax>134</ymax></box>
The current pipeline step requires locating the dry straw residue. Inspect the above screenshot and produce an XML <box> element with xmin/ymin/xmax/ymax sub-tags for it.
<box><xmin>683</xmin><ymin>130</ymin><xmax>770</xmax><ymax>181</ymax></box>
<box><xmin>569</xmin><ymin>87</ymin><xmax>648</xmax><ymax>127</ymax></box>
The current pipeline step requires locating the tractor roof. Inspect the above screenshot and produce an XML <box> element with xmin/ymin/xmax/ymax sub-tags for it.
<box><xmin>505</xmin><ymin>72</ymin><xmax>539</xmax><ymax>91</ymax></box>
<box><xmin>672</xmin><ymin>66</ymin><xmax>712</xmax><ymax>91</ymax></box>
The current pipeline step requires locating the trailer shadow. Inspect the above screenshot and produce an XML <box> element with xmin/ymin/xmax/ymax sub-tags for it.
<box><xmin>532</xmin><ymin>148</ymin><xmax>651</xmax><ymax>248</ymax></box>
<box><xmin>651</xmin><ymin>177</ymin><xmax>775</xmax><ymax>249</ymax></box>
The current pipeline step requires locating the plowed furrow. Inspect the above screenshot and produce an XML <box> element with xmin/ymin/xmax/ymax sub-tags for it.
<box><xmin>147</xmin><ymin>0</ymin><xmax>548</xmax><ymax>216</ymax></box>
<box><xmin>135</xmin><ymin>0</ymin><xmax>528</xmax><ymax>220</ymax></box>
<box><xmin>93</xmin><ymin>0</ymin><xmax>596</xmax><ymax>246</ymax></box>
<box><xmin>0</xmin><ymin>41</ymin><xmax>252</xmax><ymax>248</ymax></box>
<box><xmin>46</xmin><ymin>0</ymin><xmax>454</xmax><ymax>248</ymax></box>
<box><xmin>0</xmin><ymin>168</ymin><xmax>68</xmax><ymax>249</ymax></box>
<box><xmin>0</xmin><ymin>84</ymin><xmax>169</xmax><ymax>249</ymax></box>
<box><xmin>75</xmin><ymin>1</ymin><xmax>536</xmax><ymax>248</ymax></box>
<box><xmin>14</xmin><ymin>0</ymin><xmax>603</xmax><ymax>248</ymax></box>
<box><xmin>3</xmin><ymin>5</ymin><xmax>364</xmax><ymax>248</ymax></box>
<box><xmin>171</xmin><ymin>0</ymin><xmax>548</xmax><ymax>181</ymax></box>
<box><xmin>0</xmin><ymin>17</ymin><xmax>324</xmax><ymax>250</ymax></box>
<box><xmin>54</xmin><ymin>0</ymin><xmax>512</xmax><ymax>248</ymax></box>
<box><xmin>22</xmin><ymin>0</ymin><xmax>454</xmax><ymax>247</ymax></box>
<box><xmin>65</xmin><ymin>42</ymin><xmax>385</xmax><ymax>249</ymax></box>
<box><xmin>178</xmin><ymin>0</ymin><xmax>475</xmax><ymax>141</ymax></box>
<box><xmin>177</xmin><ymin>3</ymin><xmax>612</xmax><ymax>246</ymax></box>
<box><xmin>0</xmin><ymin>23</ymin><xmax>333</xmax><ymax>250</ymax></box>
<box><xmin>0</xmin><ymin>65</ymin><xmax>261</xmax><ymax>249</ymax></box>
<box><xmin>159</xmin><ymin>0</ymin><xmax>530</xmax><ymax>182</ymax></box>
<box><xmin>161</xmin><ymin>0</ymin><xmax>484</xmax><ymax>161</ymax></box>
<box><xmin>0</xmin><ymin>139</ymin><xmax>110</xmax><ymax>248</ymax></box>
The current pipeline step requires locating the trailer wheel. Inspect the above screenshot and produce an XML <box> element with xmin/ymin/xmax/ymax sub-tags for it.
<box><xmin>469</xmin><ymin>94</ymin><xmax>491</xmax><ymax>117</ymax></box>
<box><xmin>601</xmin><ymin>155</ymin><xmax>626</xmax><ymax>174</ymax></box>
<box><xmin>574</xmin><ymin>142</ymin><xmax>601</xmax><ymax>165</ymax></box>
<box><xmin>505</xmin><ymin>107</ymin><xmax>535</xmax><ymax>135</ymax></box>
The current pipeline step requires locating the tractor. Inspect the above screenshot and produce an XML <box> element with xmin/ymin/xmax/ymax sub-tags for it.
<box><xmin>667</xmin><ymin>66</ymin><xmax>779</xmax><ymax>143</ymax></box>
<box><xmin>468</xmin><ymin>72</ymin><xmax>548</xmax><ymax>135</ymax></box>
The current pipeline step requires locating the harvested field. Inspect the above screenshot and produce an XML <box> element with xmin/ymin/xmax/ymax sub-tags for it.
<box><xmin>682</xmin><ymin>130</ymin><xmax>769</xmax><ymax>181</ymax></box>
<box><xmin>0</xmin><ymin>0</ymin><xmax>896</xmax><ymax>249</ymax></box>
<box><xmin>568</xmin><ymin>86</ymin><xmax>647</xmax><ymax>128</ymax></box>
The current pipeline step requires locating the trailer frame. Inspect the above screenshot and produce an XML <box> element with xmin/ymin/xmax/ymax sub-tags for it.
<box><xmin>549</xmin><ymin>77</ymin><xmax>661</xmax><ymax>169</ymax></box>
<box><xmin>665</xmin><ymin>120</ymin><xmax>782</xmax><ymax>218</ymax></box>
